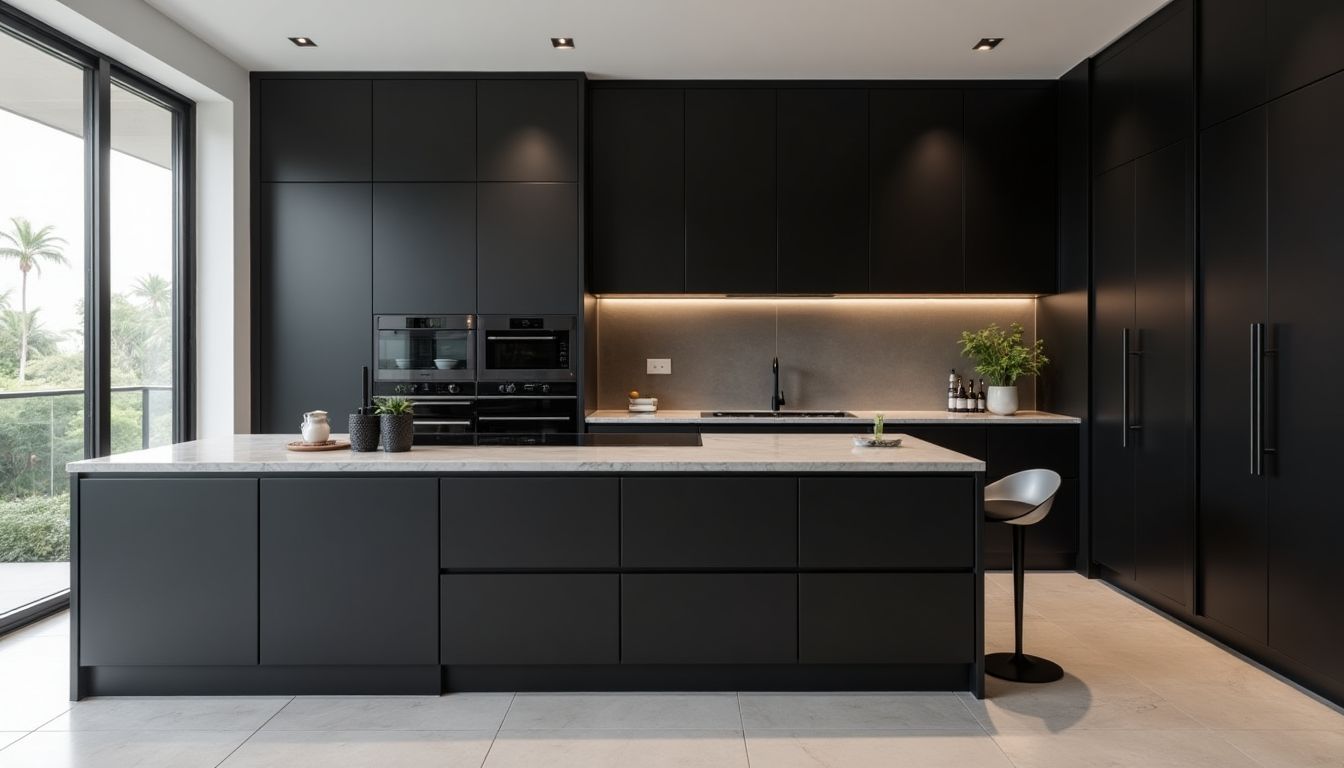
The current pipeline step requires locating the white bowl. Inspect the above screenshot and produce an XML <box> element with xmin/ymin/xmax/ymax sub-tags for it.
<box><xmin>434</xmin><ymin>358</ymin><xmax>459</xmax><ymax>370</ymax></box>
<box><xmin>394</xmin><ymin>358</ymin><xmax>412</xmax><ymax>369</ymax></box>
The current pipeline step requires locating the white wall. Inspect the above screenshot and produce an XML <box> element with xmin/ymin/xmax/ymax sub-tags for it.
<box><xmin>8</xmin><ymin>0</ymin><xmax>251</xmax><ymax>436</ymax></box>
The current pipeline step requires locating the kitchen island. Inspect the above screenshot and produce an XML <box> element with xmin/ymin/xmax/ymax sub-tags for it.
<box><xmin>66</xmin><ymin>433</ymin><xmax>986</xmax><ymax>700</ymax></box>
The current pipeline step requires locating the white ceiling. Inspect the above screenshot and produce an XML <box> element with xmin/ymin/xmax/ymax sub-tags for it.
<box><xmin>143</xmin><ymin>0</ymin><xmax>1167</xmax><ymax>79</ymax></box>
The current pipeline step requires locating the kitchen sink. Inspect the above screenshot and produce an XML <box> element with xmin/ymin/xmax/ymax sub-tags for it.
<box><xmin>700</xmin><ymin>410</ymin><xmax>856</xmax><ymax>418</ymax></box>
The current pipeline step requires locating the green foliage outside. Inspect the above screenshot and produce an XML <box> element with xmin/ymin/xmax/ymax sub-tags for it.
<box><xmin>0</xmin><ymin>493</ymin><xmax>69</xmax><ymax>562</ymax></box>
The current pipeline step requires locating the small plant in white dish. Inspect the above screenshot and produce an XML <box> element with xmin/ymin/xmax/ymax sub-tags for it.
<box><xmin>958</xmin><ymin>322</ymin><xmax>1049</xmax><ymax>416</ymax></box>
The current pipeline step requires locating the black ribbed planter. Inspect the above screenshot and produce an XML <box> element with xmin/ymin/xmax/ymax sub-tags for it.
<box><xmin>348</xmin><ymin>413</ymin><xmax>380</xmax><ymax>452</ymax></box>
<box><xmin>380</xmin><ymin>413</ymin><xmax>415</xmax><ymax>452</ymax></box>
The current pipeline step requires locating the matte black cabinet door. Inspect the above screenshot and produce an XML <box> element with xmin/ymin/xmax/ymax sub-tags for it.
<box><xmin>1090</xmin><ymin>163</ymin><xmax>1136</xmax><ymax>578</ymax></box>
<box><xmin>684</xmin><ymin>89</ymin><xmax>777</xmax><ymax>293</ymax></box>
<box><xmin>1200</xmin><ymin>0</ymin><xmax>1267</xmax><ymax>128</ymax></box>
<box><xmin>1132</xmin><ymin>139</ymin><xmax>1195</xmax><ymax>608</ymax></box>
<box><xmin>869</xmin><ymin>89</ymin><xmax>963</xmax><ymax>293</ymax></box>
<box><xmin>372</xmin><ymin>79</ymin><xmax>475</xmax><ymax>181</ymax></box>
<box><xmin>1198</xmin><ymin>107</ymin><xmax>1268</xmax><ymax>640</ymax></box>
<box><xmin>621</xmin><ymin>574</ymin><xmax>797</xmax><ymax>664</ymax></box>
<box><xmin>477</xmin><ymin>79</ymin><xmax>578</xmax><ymax>182</ymax></box>
<box><xmin>477</xmin><ymin>183</ymin><xmax>578</xmax><ymax>314</ymax></box>
<box><xmin>260</xmin><ymin>79</ymin><xmax>371</xmax><ymax>181</ymax></box>
<box><xmin>260</xmin><ymin>183</ymin><xmax>371</xmax><ymax>431</ymax></box>
<box><xmin>372</xmin><ymin>183</ymin><xmax>475</xmax><ymax>314</ymax></box>
<box><xmin>777</xmin><ymin>89</ymin><xmax>868</xmax><ymax>293</ymax></box>
<box><xmin>799</xmin><ymin>574</ymin><xmax>973</xmax><ymax>664</ymax></box>
<box><xmin>964</xmin><ymin>87</ymin><xmax>1056</xmax><ymax>294</ymax></box>
<box><xmin>986</xmin><ymin>426</ymin><xmax>1079</xmax><ymax>481</ymax></box>
<box><xmin>260</xmin><ymin>479</ymin><xmax>438</xmax><ymax>665</ymax></box>
<box><xmin>442</xmin><ymin>575</ymin><xmax>618</xmax><ymax>664</ymax></box>
<box><xmin>441</xmin><ymin>478</ymin><xmax>619</xmax><ymax>569</ymax></box>
<box><xmin>1267</xmin><ymin>0</ymin><xmax>1344</xmax><ymax>99</ymax></box>
<box><xmin>799</xmin><ymin>477</ymin><xmax>974</xmax><ymax>569</ymax></box>
<box><xmin>621</xmin><ymin>478</ymin><xmax>796</xmax><ymax>569</ymax></box>
<box><xmin>1266</xmin><ymin>72</ymin><xmax>1344</xmax><ymax>682</ymax></box>
<box><xmin>590</xmin><ymin>88</ymin><xmax>685</xmax><ymax>292</ymax></box>
<box><xmin>79</xmin><ymin>479</ymin><xmax>258</xmax><ymax>666</ymax></box>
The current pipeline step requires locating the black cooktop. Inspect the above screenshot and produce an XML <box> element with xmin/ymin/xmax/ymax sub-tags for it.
<box><xmin>426</xmin><ymin>433</ymin><xmax>703</xmax><ymax>447</ymax></box>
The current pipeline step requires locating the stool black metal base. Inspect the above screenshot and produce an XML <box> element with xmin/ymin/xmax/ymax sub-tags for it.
<box><xmin>985</xmin><ymin>651</ymin><xmax>1065</xmax><ymax>683</ymax></box>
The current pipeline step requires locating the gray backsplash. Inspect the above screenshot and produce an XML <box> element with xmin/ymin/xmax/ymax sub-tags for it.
<box><xmin>596</xmin><ymin>298</ymin><xmax>1040</xmax><ymax>411</ymax></box>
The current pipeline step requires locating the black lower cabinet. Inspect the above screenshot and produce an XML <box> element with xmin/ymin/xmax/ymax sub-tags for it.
<box><xmin>441</xmin><ymin>574</ymin><xmax>618</xmax><ymax>665</ymax></box>
<box><xmin>799</xmin><ymin>477</ymin><xmax>974</xmax><ymax>569</ymax></box>
<box><xmin>441</xmin><ymin>478</ymin><xmax>618</xmax><ymax>569</ymax></box>
<box><xmin>260</xmin><ymin>478</ymin><xmax>439</xmax><ymax>665</ymax></box>
<box><xmin>800</xmin><ymin>574</ymin><xmax>974</xmax><ymax>664</ymax></box>
<box><xmin>621</xmin><ymin>477</ymin><xmax>796</xmax><ymax>569</ymax></box>
<box><xmin>78</xmin><ymin>479</ymin><xmax>258</xmax><ymax>666</ymax></box>
<box><xmin>621</xmin><ymin>574</ymin><xmax>797</xmax><ymax>664</ymax></box>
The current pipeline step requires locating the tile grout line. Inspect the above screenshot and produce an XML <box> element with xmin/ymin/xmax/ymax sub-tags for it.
<box><xmin>211</xmin><ymin>696</ymin><xmax>295</xmax><ymax>768</ymax></box>
<box><xmin>1214</xmin><ymin>732</ymin><xmax>1274</xmax><ymax>768</ymax></box>
<box><xmin>476</xmin><ymin>692</ymin><xmax>517</xmax><ymax>768</ymax></box>
<box><xmin>737</xmin><ymin>692</ymin><xmax>752</xmax><ymax>768</ymax></box>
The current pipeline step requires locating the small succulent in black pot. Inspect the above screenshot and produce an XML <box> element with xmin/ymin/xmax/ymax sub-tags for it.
<box><xmin>374</xmin><ymin>397</ymin><xmax>415</xmax><ymax>452</ymax></box>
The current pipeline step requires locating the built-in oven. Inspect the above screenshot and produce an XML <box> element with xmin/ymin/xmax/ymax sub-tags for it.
<box><xmin>475</xmin><ymin>381</ymin><xmax>579</xmax><ymax>434</ymax></box>
<box><xmin>478</xmin><ymin>315</ymin><xmax>576</xmax><ymax>382</ymax></box>
<box><xmin>373</xmin><ymin>315</ymin><xmax>475</xmax><ymax>384</ymax></box>
<box><xmin>372</xmin><ymin>381</ymin><xmax>477</xmax><ymax>444</ymax></box>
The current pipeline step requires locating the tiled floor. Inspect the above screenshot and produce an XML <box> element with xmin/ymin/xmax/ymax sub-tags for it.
<box><xmin>1</xmin><ymin>572</ymin><xmax>1341</xmax><ymax>767</ymax></box>
<box><xmin>0</xmin><ymin>562</ymin><xmax>67</xmax><ymax>617</ymax></box>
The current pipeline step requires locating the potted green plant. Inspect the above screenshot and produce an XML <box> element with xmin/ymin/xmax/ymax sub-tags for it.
<box><xmin>374</xmin><ymin>396</ymin><xmax>415</xmax><ymax>452</ymax></box>
<box><xmin>958</xmin><ymin>322</ymin><xmax>1048</xmax><ymax>415</ymax></box>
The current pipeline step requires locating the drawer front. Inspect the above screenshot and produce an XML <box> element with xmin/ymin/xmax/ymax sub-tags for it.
<box><xmin>622</xmin><ymin>478</ymin><xmax>796</xmax><ymax>568</ymax></box>
<box><xmin>799</xmin><ymin>477</ymin><xmax>975</xmax><ymax>569</ymax></box>
<box><xmin>987</xmin><ymin>425</ymin><xmax>1078</xmax><ymax>480</ymax></box>
<box><xmin>441</xmin><ymin>478</ymin><xmax>619</xmax><ymax>568</ymax></box>
<box><xmin>800</xmin><ymin>573</ymin><xmax>975</xmax><ymax>663</ymax></box>
<box><xmin>621</xmin><ymin>574</ymin><xmax>797</xmax><ymax>664</ymax></box>
<box><xmin>441</xmin><ymin>574</ymin><xmax>618</xmax><ymax>664</ymax></box>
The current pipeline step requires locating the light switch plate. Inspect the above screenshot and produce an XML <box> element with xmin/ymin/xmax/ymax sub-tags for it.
<box><xmin>646</xmin><ymin>358</ymin><xmax>672</xmax><ymax>375</ymax></box>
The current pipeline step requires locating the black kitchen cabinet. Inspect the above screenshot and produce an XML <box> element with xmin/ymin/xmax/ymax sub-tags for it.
<box><xmin>260</xmin><ymin>478</ymin><xmax>438</xmax><ymax>665</ymax></box>
<box><xmin>964</xmin><ymin>87</ymin><xmax>1057</xmax><ymax>294</ymax></box>
<box><xmin>477</xmin><ymin>79</ymin><xmax>578</xmax><ymax>182</ymax></box>
<box><xmin>590</xmin><ymin>88</ymin><xmax>685</xmax><ymax>292</ymax></box>
<box><xmin>441</xmin><ymin>478</ymin><xmax>619</xmax><ymax>569</ymax></box>
<box><xmin>477</xmin><ymin>182</ymin><xmax>579</xmax><ymax>314</ymax></box>
<box><xmin>621</xmin><ymin>477</ymin><xmax>796</xmax><ymax>569</ymax></box>
<box><xmin>260</xmin><ymin>183</ymin><xmax>371</xmax><ymax>431</ymax></box>
<box><xmin>442</xmin><ymin>574</ymin><xmax>619</xmax><ymax>664</ymax></box>
<box><xmin>259</xmin><ymin>79</ymin><xmax>371</xmax><ymax>181</ymax></box>
<box><xmin>1267</xmin><ymin>0</ymin><xmax>1344</xmax><ymax>100</ymax></box>
<box><xmin>684</xmin><ymin>88</ymin><xmax>777</xmax><ymax>293</ymax></box>
<box><xmin>799</xmin><ymin>574</ymin><xmax>974</xmax><ymax>664</ymax></box>
<box><xmin>372</xmin><ymin>183</ymin><xmax>475</xmax><ymax>313</ymax></box>
<box><xmin>79</xmin><ymin>479</ymin><xmax>258</xmax><ymax>666</ymax></box>
<box><xmin>986</xmin><ymin>426</ymin><xmax>1078</xmax><ymax>480</ymax></box>
<box><xmin>777</xmin><ymin>89</ymin><xmax>868</xmax><ymax>293</ymax></box>
<box><xmin>869</xmin><ymin>89</ymin><xmax>963</xmax><ymax>293</ymax></box>
<box><xmin>799</xmin><ymin>477</ymin><xmax>975</xmax><ymax>569</ymax></box>
<box><xmin>372</xmin><ymin>79</ymin><xmax>475</xmax><ymax>181</ymax></box>
<box><xmin>1200</xmin><ymin>0</ymin><xmax>1268</xmax><ymax>128</ymax></box>
<box><xmin>621</xmin><ymin>574</ymin><xmax>797</xmax><ymax>664</ymax></box>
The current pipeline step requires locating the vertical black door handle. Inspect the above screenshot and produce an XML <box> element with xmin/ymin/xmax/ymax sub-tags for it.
<box><xmin>1122</xmin><ymin>328</ymin><xmax>1130</xmax><ymax>448</ymax></box>
<box><xmin>1251</xmin><ymin>323</ymin><xmax>1264</xmax><ymax>476</ymax></box>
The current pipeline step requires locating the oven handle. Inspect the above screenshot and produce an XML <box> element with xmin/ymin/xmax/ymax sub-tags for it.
<box><xmin>477</xmin><ymin>416</ymin><xmax>573</xmax><ymax>422</ymax></box>
<box><xmin>485</xmin><ymin>335</ymin><xmax>561</xmax><ymax>341</ymax></box>
<box><xmin>414</xmin><ymin>420</ymin><xmax>474</xmax><ymax>427</ymax></box>
<box><xmin>405</xmin><ymin>397</ymin><xmax>474</xmax><ymax>403</ymax></box>
<box><xmin>476</xmin><ymin>395</ymin><xmax>577</xmax><ymax>400</ymax></box>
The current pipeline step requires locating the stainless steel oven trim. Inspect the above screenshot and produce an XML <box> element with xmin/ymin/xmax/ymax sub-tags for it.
<box><xmin>414</xmin><ymin>420</ymin><xmax>474</xmax><ymax>427</ymax></box>
<box><xmin>476</xmin><ymin>395</ymin><xmax>578</xmax><ymax>400</ymax></box>
<box><xmin>477</xmin><ymin>416</ymin><xmax>574</xmax><ymax>422</ymax></box>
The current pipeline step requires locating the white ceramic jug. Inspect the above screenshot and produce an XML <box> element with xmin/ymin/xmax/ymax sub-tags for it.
<box><xmin>301</xmin><ymin>410</ymin><xmax>331</xmax><ymax>443</ymax></box>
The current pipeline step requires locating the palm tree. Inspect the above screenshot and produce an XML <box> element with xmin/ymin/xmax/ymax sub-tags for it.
<box><xmin>0</xmin><ymin>218</ymin><xmax>69</xmax><ymax>382</ymax></box>
<box><xmin>131</xmin><ymin>274</ymin><xmax>171</xmax><ymax>316</ymax></box>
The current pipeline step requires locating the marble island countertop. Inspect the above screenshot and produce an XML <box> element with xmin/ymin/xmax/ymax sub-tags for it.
<box><xmin>586</xmin><ymin>409</ymin><xmax>1080</xmax><ymax>425</ymax></box>
<box><xmin>67</xmin><ymin>433</ymin><xmax>984</xmax><ymax>474</ymax></box>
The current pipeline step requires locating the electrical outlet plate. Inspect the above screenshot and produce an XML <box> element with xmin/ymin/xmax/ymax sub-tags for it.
<box><xmin>647</xmin><ymin>358</ymin><xmax>671</xmax><ymax>375</ymax></box>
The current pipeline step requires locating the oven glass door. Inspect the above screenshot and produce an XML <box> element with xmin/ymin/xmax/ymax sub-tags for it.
<box><xmin>475</xmin><ymin>397</ymin><xmax>576</xmax><ymax>434</ymax></box>
<box><xmin>483</xmin><ymin>331</ymin><xmax>569</xmax><ymax>372</ymax></box>
<box><xmin>376</xmin><ymin>329</ymin><xmax>473</xmax><ymax>381</ymax></box>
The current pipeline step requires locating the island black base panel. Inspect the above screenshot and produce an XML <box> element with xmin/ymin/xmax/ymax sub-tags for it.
<box><xmin>445</xmin><ymin>664</ymin><xmax>978</xmax><ymax>694</ymax></box>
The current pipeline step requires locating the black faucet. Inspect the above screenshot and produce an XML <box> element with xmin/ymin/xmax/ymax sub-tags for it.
<box><xmin>771</xmin><ymin>357</ymin><xmax>786</xmax><ymax>411</ymax></box>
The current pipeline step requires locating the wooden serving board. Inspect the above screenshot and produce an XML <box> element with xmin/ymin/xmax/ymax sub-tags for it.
<box><xmin>286</xmin><ymin>440</ymin><xmax>350</xmax><ymax>452</ymax></box>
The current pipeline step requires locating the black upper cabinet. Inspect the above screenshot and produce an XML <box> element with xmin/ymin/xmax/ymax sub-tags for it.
<box><xmin>685</xmin><ymin>88</ymin><xmax>777</xmax><ymax>293</ymax></box>
<box><xmin>869</xmin><ymin>89</ymin><xmax>963</xmax><ymax>293</ymax></box>
<box><xmin>777</xmin><ymin>89</ymin><xmax>869</xmax><ymax>293</ymax></box>
<box><xmin>590</xmin><ymin>88</ymin><xmax>685</xmax><ymax>292</ymax></box>
<box><xmin>964</xmin><ymin>87</ymin><xmax>1057</xmax><ymax>294</ymax></box>
<box><xmin>477</xmin><ymin>183</ymin><xmax>578</xmax><ymax>314</ymax></box>
<box><xmin>260</xmin><ymin>80</ymin><xmax>371</xmax><ymax>181</ymax></box>
<box><xmin>477</xmin><ymin>79</ymin><xmax>579</xmax><ymax>182</ymax></box>
<box><xmin>1267</xmin><ymin>0</ymin><xmax>1344</xmax><ymax>99</ymax></box>
<box><xmin>372</xmin><ymin>80</ymin><xmax>475</xmax><ymax>181</ymax></box>
<box><xmin>1200</xmin><ymin>0</ymin><xmax>1268</xmax><ymax>128</ymax></box>
<box><xmin>372</xmin><ymin>183</ymin><xmax>476</xmax><ymax>314</ymax></box>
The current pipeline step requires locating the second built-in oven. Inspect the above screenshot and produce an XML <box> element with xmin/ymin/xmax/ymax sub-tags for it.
<box><xmin>478</xmin><ymin>315</ymin><xmax>576</xmax><ymax>382</ymax></box>
<box><xmin>476</xmin><ymin>381</ymin><xmax>579</xmax><ymax>434</ymax></box>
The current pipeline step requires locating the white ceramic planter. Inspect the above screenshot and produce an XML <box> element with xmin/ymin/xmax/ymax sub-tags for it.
<box><xmin>986</xmin><ymin>385</ymin><xmax>1019</xmax><ymax>416</ymax></box>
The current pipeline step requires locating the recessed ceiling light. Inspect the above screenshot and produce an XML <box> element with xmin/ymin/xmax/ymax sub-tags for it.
<box><xmin>973</xmin><ymin>38</ymin><xmax>1003</xmax><ymax>51</ymax></box>
<box><xmin>551</xmin><ymin>37</ymin><xmax>575</xmax><ymax>49</ymax></box>
<box><xmin>288</xmin><ymin>36</ymin><xmax>317</xmax><ymax>47</ymax></box>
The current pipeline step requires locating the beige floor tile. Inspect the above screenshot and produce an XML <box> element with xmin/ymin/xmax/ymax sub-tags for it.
<box><xmin>0</xmin><ymin>695</ymin><xmax>72</xmax><ymax>732</ymax></box>
<box><xmin>484</xmin><ymin>729</ymin><xmax>748</xmax><ymax>768</ymax></box>
<box><xmin>744</xmin><ymin>728</ymin><xmax>1013</xmax><ymax>767</ymax></box>
<box><xmin>983</xmin><ymin>620</ymin><xmax>1110</xmax><ymax>667</ymax></box>
<box><xmin>41</xmin><ymin>696</ymin><xmax>292</xmax><ymax>732</ymax></box>
<box><xmin>984</xmin><ymin>591</ymin><xmax>1044</xmax><ymax>622</ymax></box>
<box><xmin>1219</xmin><ymin>729</ymin><xmax>1344</xmax><ymax>767</ymax></box>
<box><xmin>1055</xmin><ymin>619</ymin><xmax>1211</xmax><ymax>653</ymax></box>
<box><xmin>263</xmin><ymin>694</ymin><xmax>513</xmax><ymax>732</ymax></box>
<box><xmin>218</xmin><ymin>730</ymin><xmax>495</xmax><ymax>768</ymax></box>
<box><xmin>502</xmin><ymin>693</ymin><xmax>741</xmax><ymax>730</ymax></box>
<box><xmin>1024</xmin><ymin>589</ymin><xmax>1166</xmax><ymax>623</ymax></box>
<box><xmin>991</xmin><ymin>728</ymin><xmax>1263</xmax><ymax>768</ymax></box>
<box><xmin>0</xmin><ymin>730</ymin><xmax>252</xmax><ymax>768</ymax></box>
<box><xmin>1143</xmin><ymin>679</ymin><xmax>1344</xmax><ymax>731</ymax></box>
<box><xmin>0</xmin><ymin>733</ymin><xmax>24</xmax><ymax>750</ymax></box>
<box><xmin>738</xmin><ymin>693</ymin><xmax>979</xmax><ymax>730</ymax></box>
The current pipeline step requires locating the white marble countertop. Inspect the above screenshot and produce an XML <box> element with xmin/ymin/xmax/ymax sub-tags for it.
<box><xmin>67</xmin><ymin>433</ymin><xmax>984</xmax><ymax>474</ymax></box>
<box><xmin>585</xmin><ymin>409</ymin><xmax>1081</xmax><ymax>425</ymax></box>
